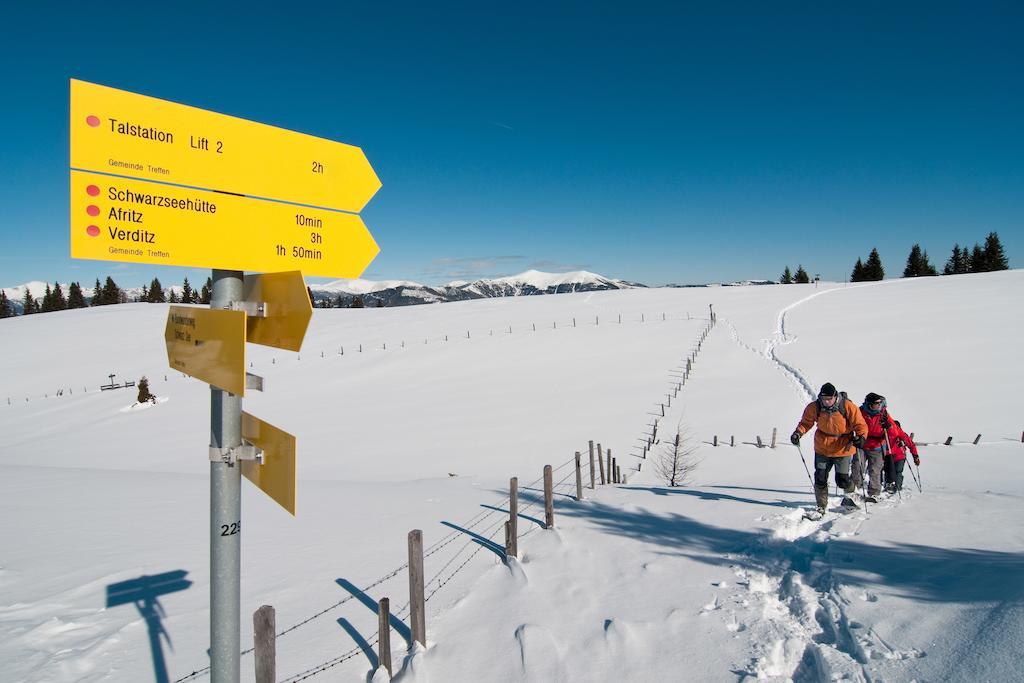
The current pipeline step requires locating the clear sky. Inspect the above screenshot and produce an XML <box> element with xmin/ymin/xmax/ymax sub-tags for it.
<box><xmin>1</xmin><ymin>1</ymin><xmax>1021</xmax><ymax>288</ymax></box>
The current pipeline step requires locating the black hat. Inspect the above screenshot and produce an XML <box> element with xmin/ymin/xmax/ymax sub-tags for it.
<box><xmin>864</xmin><ymin>392</ymin><xmax>884</xmax><ymax>404</ymax></box>
<box><xmin>819</xmin><ymin>383</ymin><xmax>838</xmax><ymax>397</ymax></box>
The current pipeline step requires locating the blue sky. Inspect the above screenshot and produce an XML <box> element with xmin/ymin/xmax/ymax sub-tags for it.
<box><xmin>1</xmin><ymin>1</ymin><xmax>1021</xmax><ymax>288</ymax></box>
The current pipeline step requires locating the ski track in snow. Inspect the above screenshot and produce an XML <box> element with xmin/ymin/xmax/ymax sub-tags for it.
<box><xmin>715</xmin><ymin>283</ymin><xmax>923</xmax><ymax>681</ymax></box>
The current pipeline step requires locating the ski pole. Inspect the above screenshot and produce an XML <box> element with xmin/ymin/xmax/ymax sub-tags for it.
<box><xmin>855</xmin><ymin>446</ymin><xmax>869</xmax><ymax>511</ymax></box>
<box><xmin>794</xmin><ymin>441</ymin><xmax>814</xmax><ymax>489</ymax></box>
<box><xmin>885</xmin><ymin>425</ymin><xmax>922</xmax><ymax>493</ymax></box>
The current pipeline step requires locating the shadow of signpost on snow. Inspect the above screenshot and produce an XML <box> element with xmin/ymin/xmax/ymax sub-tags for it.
<box><xmin>106</xmin><ymin>570</ymin><xmax>192</xmax><ymax>683</ymax></box>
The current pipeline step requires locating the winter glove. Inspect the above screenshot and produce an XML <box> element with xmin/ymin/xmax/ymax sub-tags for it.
<box><xmin>790</xmin><ymin>431</ymin><xmax>801</xmax><ymax>446</ymax></box>
<box><xmin>851</xmin><ymin>433</ymin><xmax>865</xmax><ymax>447</ymax></box>
<box><xmin>880</xmin><ymin>416</ymin><xmax>892</xmax><ymax>430</ymax></box>
<box><xmin>913</xmin><ymin>455</ymin><xmax>921</xmax><ymax>466</ymax></box>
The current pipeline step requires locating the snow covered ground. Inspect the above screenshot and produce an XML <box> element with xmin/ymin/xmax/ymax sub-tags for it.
<box><xmin>1</xmin><ymin>271</ymin><xmax>1022</xmax><ymax>682</ymax></box>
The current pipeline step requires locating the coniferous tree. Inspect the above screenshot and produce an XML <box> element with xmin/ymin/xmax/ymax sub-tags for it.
<box><xmin>91</xmin><ymin>278</ymin><xmax>103</xmax><ymax>306</ymax></box>
<box><xmin>200</xmin><ymin>277</ymin><xmax>212</xmax><ymax>304</ymax></box>
<box><xmin>983</xmin><ymin>231</ymin><xmax>1009</xmax><ymax>271</ymax></box>
<box><xmin>67</xmin><ymin>282</ymin><xmax>86</xmax><ymax>308</ymax></box>
<box><xmin>101</xmin><ymin>276</ymin><xmax>121</xmax><ymax>305</ymax></box>
<box><xmin>181</xmin><ymin>277</ymin><xmax>194</xmax><ymax>304</ymax></box>
<box><xmin>794</xmin><ymin>265</ymin><xmax>810</xmax><ymax>283</ymax></box>
<box><xmin>969</xmin><ymin>244</ymin><xmax>986</xmax><ymax>273</ymax></box>
<box><xmin>943</xmin><ymin>245</ymin><xmax>962</xmax><ymax>275</ymax></box>
<box><xmin>168</xmin><ymin>288</ymin><xmax>180</xmax><ymax>304</ymax></box>
<box><xmin>0</xmin><ymin>290</ymin><xmax>12</xmax><ymax>318</ymax></box>
<box><xmin>864</xmin><ymin>248</ymin><xmax>885</xmax><ymax>280</ymax></box>
<box><xmin>334</xmin><ymin>294</ymin><xmax>344</xmax><ymax>308</ymax></box>
<box><xmin>41</xmin><ymin>284</ymin><xmax>54</xmax><ymax>313</ymax></box>
<box><xmin>22</xmin><ymin>288</ymin><xmax>37</xmax><ymax>314</ymax></box>
<box><xmin>780</xmin><ymin>266</ymin><xmax>793</xmax><ymax>284</ymax></box>
<box><xmin>147</xmin><ymin>278</ymin><xmax>166</xmax><ymax>303</ymax></box>
<box><xmin>903</xmin><ymin>244</ymin><xmax>924</xmax><ymax>277</ymax></box>
<box><xmin>350</xmin><ymin>295</ymin><xmax>364</xmax><ymax>309</ymax></box>
<box><xmin>851</xmin><ymin>258</ymin><xmax>865</xmax><ymax>282</ymax></box>
<box><xmin>52</xmin><ymin>282</ymin><xmax>68</xmax><ymax>310</ymax></box>
<box><xmin>137</xmin><ymin>376</ymin><xmax>155</xmax><ymax>403</ymax></box>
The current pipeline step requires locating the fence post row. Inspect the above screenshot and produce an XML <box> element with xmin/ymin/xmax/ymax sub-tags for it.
<box><xmin>543</xmin><ymin>465</ymin><xmax>554</xmax><ymax>529</ymax></box>
<box><xmin>575</xmin><ymin>452</ymin><xmax>583</xmax><ymax>501</ymax></box>
<box><xmin>378</xmin><ymin>598</ymin><xmax>393</xmax><ymax>678</ymax></box>
<box><xmin>253</xmin><ymin>605</ymin><xmax>275</xmax><ymax>683</ymax></box>
<box><xmin>408</xmin><ymin>530</ymin><xmax>426</xmax><ymax>649</ymax></box>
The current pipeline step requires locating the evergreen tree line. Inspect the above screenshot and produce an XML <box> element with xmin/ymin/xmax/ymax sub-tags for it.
<box><xmin>1</xmin><ymin>275</ymin><xmax>215</xmax><ymax>318</ymax></box>
<box><xmin>851</xmin><ymin>232</ymin><xmax>1008</xmax><ymax>282</ymax></box>
<box><xmin>778</xmin><ymin>265</ymin><xmax>811</xmax><ymax>284</ymax></box>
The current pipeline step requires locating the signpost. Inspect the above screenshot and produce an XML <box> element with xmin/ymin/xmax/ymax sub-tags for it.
<box><xmin>70</xmin><ymin>79</ymin><xmax>381</xmax><ymax>683</ymax></box>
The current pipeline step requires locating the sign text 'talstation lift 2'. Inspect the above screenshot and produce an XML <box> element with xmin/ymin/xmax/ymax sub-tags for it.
<box><xmin>69</xmin><ymin>79</ymin><xmax>381</xmax><ymax>277</ymax></box>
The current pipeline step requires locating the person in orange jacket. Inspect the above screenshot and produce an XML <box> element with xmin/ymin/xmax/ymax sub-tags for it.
<box><xmin>791</xmin><ymin>382</ymin><xmax>870</xmax><ymax>512</ymax></box>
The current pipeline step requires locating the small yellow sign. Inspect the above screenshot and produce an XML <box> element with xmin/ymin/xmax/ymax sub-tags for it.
<box><xmin>71</xmin><ymin>170</ymin><xmax>379</xmax><ymax>277</ymax></box>
<box><xmin>241</xmin><ymin>412</ymin><xmax>297</xmax><ymax>515</ymax></box>
<box><xmin>242</xmin><ymin>271</ymin><xmax>313</xmax><ymax>352</ymax></box>
<box><xmin>164</xmin><ymin>306</ymin><xmax>246</xmax><ymax>396</ymax></box>
<box><xmin>70</xmin><ymin>79</ymin><xmax>381</xmax><ymax>213</ymax></box>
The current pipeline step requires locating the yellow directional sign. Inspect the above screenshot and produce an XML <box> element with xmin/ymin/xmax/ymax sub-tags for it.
<box><xmin>164</xmin><ymin>306</ymin><xmax>247</xmax><ymax>396</ymax></box>
<box><xmin>71</xmin><ymin>170</ymin><xmax>380</xmax><ymax>278</ymax></box>
<box><xmin>241</xmin><ymin>412</ymin><xmax>297</xmax><ymax>515</ymax></box>
<box><xmin>70</xmin><ymin>79</ymin><xmax>381</xmax><ymax>213</ymax></box>
<box><xmin>242</xmin><ymin>271</ymin><xmax>313</xmax><ymax>352</ymax></box>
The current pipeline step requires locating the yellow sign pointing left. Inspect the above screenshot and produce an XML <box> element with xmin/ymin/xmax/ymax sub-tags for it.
<box><xmin>164</xmin><ymin>306</ymin><xmax>246</xmax><ymax>396</ymax></box>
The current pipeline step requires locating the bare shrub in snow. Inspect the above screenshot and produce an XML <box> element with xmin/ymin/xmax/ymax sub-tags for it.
<box><xmin>655</xmin><ymin>420</ymin><xmax>700</xmax><ymax>487</ymax></box>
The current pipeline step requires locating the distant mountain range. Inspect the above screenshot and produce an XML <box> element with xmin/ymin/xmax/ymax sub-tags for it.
<box><xmin>2</xmin><ymin>271</ymin><xmax>786</xmax><ymax>314</ymax></box>
<box><xmin>308</xmin><ymin>270</ymin><xmax>644</xmax><ymax>307</ymax></box>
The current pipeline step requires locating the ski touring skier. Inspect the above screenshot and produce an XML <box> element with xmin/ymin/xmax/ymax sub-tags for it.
<box><xmin>883</xmin><ymin>418</ymin><xmax>919</xmax><ymax>493</ymax></box>
<box><xmin>791</xmin><ymin>382</ymin><xmax>869</xmax><ymax>514</ymax></box>
<box><xmin>856</xmin><ymin>393</ymin><xmax>914</xmax><ymax>501</ymax></box>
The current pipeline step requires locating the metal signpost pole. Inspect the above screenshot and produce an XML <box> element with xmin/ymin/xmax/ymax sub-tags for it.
<box><xmin>210</xmin><ymin>269</ymin><xmax>243</xmax><ymax>683</ymax></box>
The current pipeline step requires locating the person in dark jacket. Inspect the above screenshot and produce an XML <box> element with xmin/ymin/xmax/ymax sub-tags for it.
<box><xmin>791</xmin><ymin>382</ymin><xmax>869</xmax><ymax>512</ymax></box>
<box><xmin>883</xmin><ymin>419</ymin><xmax>920</xmax><ymax>492</ymax></box>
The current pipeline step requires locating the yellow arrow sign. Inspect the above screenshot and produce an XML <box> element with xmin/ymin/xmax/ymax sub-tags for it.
<box><xmin>71</xmin><ymin>170</ymin><xmax>379</xmax><ymax>278</ymax></box>
<box><xmin>70</xmin><ymin>79</ymin><xmax>381</xmax><ymax>213</ymax></box>
<box><xmin>242</xmin><ymin>271</ymin><xmax>313</xmax><ymax>352</ymax></box>
<box><xmin>164</xmin><ymin>306</ymin><xmax>247</xmax><ymax>396</ymax></box>
<box><xmin>241</xmin><ymin>412</ymin><xmax>297</xmax><ymax>515</ymax></box>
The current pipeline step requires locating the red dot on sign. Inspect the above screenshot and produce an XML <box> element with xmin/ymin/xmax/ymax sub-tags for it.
<box><xmin>86</xmin><ymin>185</ymin><xmax>100</xmax><ymax>196</ymax></box>
<box><xmin>86</xmin><ymin>205</ymin><xmax>100</xmax><ymax>216</ymax></box>
<box><xmin>86</xmin><ymin>225</ymin><xmax>100</xmax><ymax>237</ymax></box>
<box><xmin>86</xmin><ymin>115</ymin><xmax>101</xmax><ymax>127</ymax></box>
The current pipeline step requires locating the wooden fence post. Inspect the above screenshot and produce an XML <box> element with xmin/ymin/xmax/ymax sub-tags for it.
<box><xmin>596</xmin><ymin>442</ymin><xmax>606</xmax><ymax>484</ymax></box>
<box><xmin>253</xmin><ymin>605</ymin><xmax>275</xmax><ymax>683</ymax></box>
<box><xmin>408</xmin><ymin>530</ymin><xmax>426</xmax><ymax>649</ymax></box>
<box><xmin>378</xmin><ymin>598</ymin><xmax>393</xmax><ymax>678</ymax></box>
<box><xmin>543</xmin><ymin>465</ymin><xmax>554</xmax><ymax>529</ymax></box>
<box><xmin>612</xmin><ymin>458</ymin><xmax>618</xmax><ymax>483</ymax></box>
<box><xmin>945</xmin><ymin>436</ymin><xmax>953</xmax><ymax>445</ymax></box>
<box><xmin>713</xmin><ymin>435</ymin><xmax>718</xmax><ymax>447</ymax></box>
<box><xmin>607</xmin><ymin>448</ymin><xmax>612</xmax><ymax>480</ymax></box>
<box><xmin>508</xmin><ymin>478</ymin><xmax>518</xmax><ymax>558</ymax></box>
<box><xmin>730</xmin><ymin>435</ymin><xmax>735</xmax><ymax>447</ymax></box>
<box><xmin>756</xmin><ymin>436</ymin><xmax>763</xmax><ymax>448</ymax></box>
<box><xmin>589</xmin><ymin>445</ymin><xmax>596</xmax><ymax>489</ymax></box>
<box><xmin>575</xmin><ymin>452</ymin><xmax>583</xmax><ymax>501</ymax></box>
<box><xmin>973</xmin><ymin>434</ymin><xmax>982</xmax><ymax>445</ymax></box>
<box><xmin>771</xmin><ymin>428</ymin><xmax>777</xmax><ymax>449</ymax></box>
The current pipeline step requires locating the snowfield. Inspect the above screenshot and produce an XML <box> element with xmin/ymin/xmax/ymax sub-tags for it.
<box><xmin>1</xmin><ymin>270</ymin><xmax>1022</xmax><ymax>682</ymax></box>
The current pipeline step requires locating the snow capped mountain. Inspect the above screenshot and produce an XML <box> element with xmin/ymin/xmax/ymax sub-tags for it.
<box><xmin>308</xmin><ymin>270</ymin><xmax>642</xmax><ymax>307</ymax></box>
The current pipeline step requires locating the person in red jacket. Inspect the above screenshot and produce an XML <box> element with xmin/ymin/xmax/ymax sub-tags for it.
<box><xmin>883</xmin><ymin>419</ymin><xmax>920</xmax><ymax>493</ymax></box>
<box><xmin>855</xmin><ymin>392</ymin><xmax>894</xmax><ymax>501</ymax></box>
